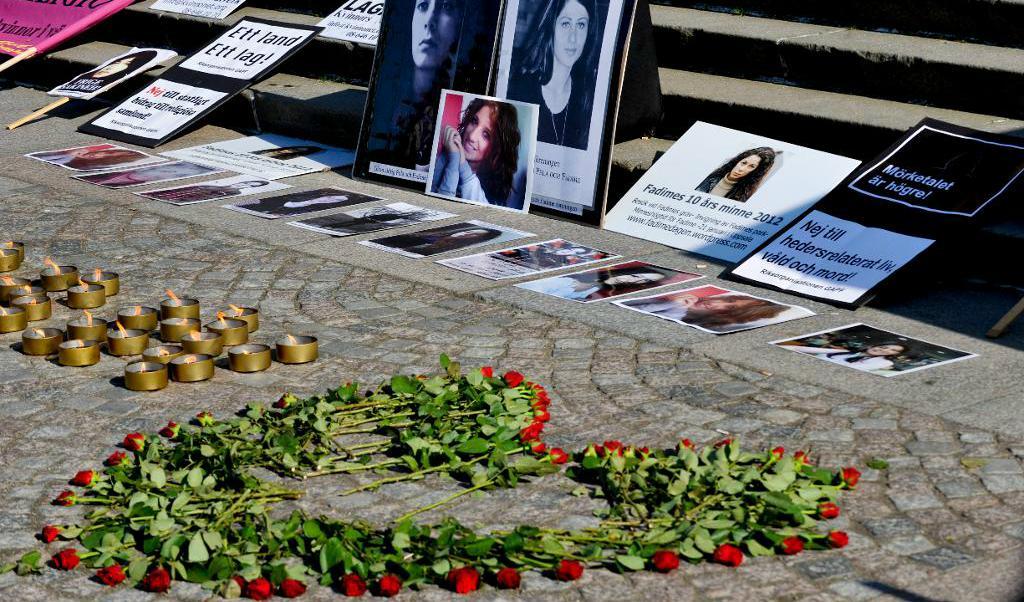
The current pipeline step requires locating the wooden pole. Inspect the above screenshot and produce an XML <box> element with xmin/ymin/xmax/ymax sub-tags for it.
<box><xmin>987</xmin><ymin>296</ymin><xmax>1024</xmax><ymax>338</ymax></box>
<box><xmin>0</xmin><ymin>47</ymin><xmax>38</xmax><ymax>75</ymax></box>
<box><xmin>6</xmin><ymin>97</ymin><xmax>70</xmax><ymax>130</ymax></box>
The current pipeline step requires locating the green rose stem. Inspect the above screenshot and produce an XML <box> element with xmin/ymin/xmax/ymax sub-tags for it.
<box><xmin>394</xmin><ymin>477</ymin><xmax>495</xmax><ymax>523</ymax></box>
<box><xmin>302</xmin><ymin>458</ymin><xmax>404</xmax><ymax>479</ymax></box>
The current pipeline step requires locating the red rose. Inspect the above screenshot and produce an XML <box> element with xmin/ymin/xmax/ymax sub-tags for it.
<box><xmin>232</xmin><ymin>576</ymin><xmax>247</xmax><ymax>591</ymax></box>
<box><xmin>714</xmin><ymin>438</ymin><xmax>733</xmax><ymax>448</ymax></box>
<box><xmin>196</xmin><ymin>411</ymin><xmax>215</xmax><ymax>427</ymax></box>
<box><xmin>71</xmin><ymin>470</ymin><xmax>95</xmax><ymax>487</ymax></box>
<box><xmin>680</xmin><ymin>438</ymin><xmax>696</xmax><ymax>450</ymax></box>
<box><xmin>376</xmin><ymin>574</ymin><xmax>401</xmax><ymax>597</ymax></box>
<box><xmin>279</xmin><ymin>578</ymin><xmax>307</xmax><ymax>598</ymax></box>
<box><xmin>274</xmin><ymin>393</ymin><xmax>297</xmax><ymax>409</ymax></box>
<box><xmin>158</xmin><ymin>422</ymin><xmax>180</xmax><ymax>439</ymax></box>
<box><xmin>503</xmin><ymin>371</ymin><xmax>525</xmax><ymax>388</ymax></box>
<box><xmin>603</xmin><ymin>440</ymin><xmax>623</xmax><ymax>456</ymax></box>
<box><xmin>96</xmin><ymin>564</ymin><xmax>126</xmax><ymax>586</ymax></box>
<box><xmin>554</xmin><ymin>559</ymin><xmax>584</xmax><ymax>581</ymax></box>
<box><xmin>246</xmin><ymin>577</ymin><xmax>273</xmax><ymax>600</ymax></box>
<box><xmin>637</xmin><ymin>446</ymin><xmax>650</xmax><ymax>456</ymax></box>
<box><xmin>51</xmin><ymin>549</ymin><xmax>79</xmax><ymax>570</ymax></box>
<box><xmin>534</xmin><ymin>409</ymin><xmax>551</xmax><ymax>423</ymax></box>
<box><xmin>106</xmin><ymin>451</ymin><xmax>128</xmax><ymax>466</ymax></box>
<box><xmin>771</xmin><ymin>446</ymin><xmax>785</xmax><ymax>460</ymax></box>
<box><xmin>794</xmin><ymin>451</ymin><xmax>811</xmax><ymax>466</ymax></box>
<box><xmin>41</xmin><ymin>525</ymin><xmax>60</xmax><ymax>543</ymax></box>
<box><xmin>519</xmin><ymin>422</ymin><xmax>543</xmax><ymax>442</ymax></box>
<box><xmin>341</xmin><ymin>574</ymin><xmax>367</xmax><ymax>597</ymax></box>
<box><xmin>142</xmin><ymin>566</ymin><xmax>171</xmax><ymax>593</ymax></box>
<box><xmin>481</xmin><ymin>366</ymin><xmax>494</xmax><ymax>378</ymax></box>
<box><xmin>495</xmin><ymin>567</ymin><xmax>521</xmax><ymax>589</ymax></box>
<box><xmin>828</xmin><ymin>531</ymin><xmax>850</xmax><ymax>548</ymax></box>
<box><xmin>123</xmin><ymin>433</ymin><xmax>145</xmax><ymax>452</ymax></box>
<box><xmin>781</xmin><ymin>537</ymin><xmax>804</xmax><ymax>555</ymax></box>
<box><xmin>842</xmin><ymin>467</ymin><xmax>861</xmax><ymax>488</ymax></box>
<box><xmin>531</xmin><ymin>442</ymin><xmax>547</xmax><ymax>454</ymax></box>
<box><xmin>54</xmin><ymin>490</ymin><xmax>77</xmax><ymax>506</ymax></box>
<box><xmin>819</xmin><ymin>502</ymin><xmax>840</xmax><ymax>520</ymax></box>
<box><xmin>549</xmin><ymin>448</ymin><xmax>569</xmax><ymax>465</ymax></box>
<box><xmin>713</xmin><ymin>544</ymin><xmax>744</xmax><ymax>567</ymax></box>
<box><xmin>447</xmin><ymin>566</ymin><xmax>480</xmax><ymax>594</ymax></box>
<box><xmin>651</xmin><ymin>550</ymin><xmax>680</xmax><ymax>572</ymax></box>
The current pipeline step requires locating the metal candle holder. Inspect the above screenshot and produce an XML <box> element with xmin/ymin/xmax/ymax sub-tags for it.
<box><xmin>225</xmin><ymin>306</ymin><xmax>259</xmax><ymax>333</ymax></box>
<box><xmin>66</xmin><ymin>283</ymin><xmax>106</xmax><ymax>309</ymax></box>
<box><xmin>83</xmin><ymin>270</ymin><xmax>120</xmax><ymax>297</ymax></box>
<box><xmin>41</xmin><ymin>266</ymin><xmax>78</xmax><ymax>292</ymax></box>
<box><xmin>143</xmin><ymin>344</ymin><xmax>184</xmax><ymax>365</ymax></box>
<box><xmin>58</xmin><ymin>339</ymin><xmax>101</xmax><ymax>367</ymax></box>
<box><xmin>2</xmin><ymin>242</ymin><xmax>24</xmax><ymax>262</ymax></box>
<box><xmin>117</xmin><ymin>306</ymin><xmax>159</xmax><ymax>331</ymax></box>
<box><xmin>228</xmin><ymin>344</ymin><xmax>272</xmax><ymax>373</ymax></box>
<box><xmin>12</xmin><ymin>294</ymin><xmax>51</xmax><ymax>321</ymax></box>
<box><xmin>276</xmin><ymin>335</ymin><xmax>318</xmax><ymax>364</ymax></box>
<box><xmin>205</xmin><ymin>317</ymin><xmax>248</xmax><ymax>346</ymax></box>
<box><xmin>0</xmin><ymin>277</ymin><xmax>31</xmax><ymax>303</ymax></box>
<box><xmin>160</xmin><ymin>298</ymin><xmax>200</xmax><ymax>320</ymax></box>
<box><xmin>107</xmin><ymin>327</ymin><xmax>149</xmax><ymax>357</ymax></box>
<box><xmin>0</xmin><ymin>306</ymin><xmax>27</xmax><ymax>333</ymax></box>
<box><xmin>170</xmin><ymin>354</ymin><xmax>214</xmax><ymax>383</ymax></box>
<box><xmin>21</xmin><ymin>327</ymin><xmax>62</xmax><ymax>355</ymax></box>
<box><xmin>67</xmin><ymin>315</ymin><xmax>108</xmax><ymax>342</ymax></box>
<box><xmin>0</xmin><ymin>248</ymin><xmax>20</xmax><ymax>272</ymax></box>
<box><xmin>160</xmin><ymin>318</ymin><xmax>201</xmax><ymax>343</ymax></box>
<box><xmin>124</xmin><ymin>362</ymin><xmax>169</xmax><ymax>392</ymax></box>
<box><xmin>9</xmin><ymin>285</ymin><xmax>45</xmax><ymax>303</ymax></box>
<box><xmin>181</xmin><ymin>331</ymin><xmax>224</xmax><ymax>357</ymax></box>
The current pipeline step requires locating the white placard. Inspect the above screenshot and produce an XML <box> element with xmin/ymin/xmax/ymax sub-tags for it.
<box><xmin>179</xmin><ymin>21</ymin><xmax>317</xmax><ymax>80</ymax></box>
<box><xmin>88</xmin><ymin>78</ymin><xmax>228</xmax><ymax>141</ymax></box>
<box><xmin>163</xmin><ymin>134</ymin><xmax>355</xmax><ymax>180</ymax></box>
<box><xmin>48</xmin><ymin>48</ymin><xmax>178</xmax><ymax>100</ymax></box>
<box><xmin>151</xmin><ymin>0</ymin><xmax>247</xmax><ymax>20</ymax></box>
<box><xmin>318</xmin><ymin>0</ymin><xmax>384</xmax><ymax>45</ymax></box>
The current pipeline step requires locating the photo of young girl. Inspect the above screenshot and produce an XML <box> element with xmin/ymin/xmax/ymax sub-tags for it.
<box><xmin>516</xmin><ymin>260</ymin><xmax>703</xmax><ymax>303</ymax></box>
<box><xmin>614</xmin><ymin>284</ymin><xmax>814</xmax><ymax>334</ymax></box>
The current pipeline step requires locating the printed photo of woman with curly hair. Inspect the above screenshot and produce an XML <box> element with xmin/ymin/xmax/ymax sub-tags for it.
<box><xmin>695</xmin><ymin>147</ymin><xmax>778</xmax><ymax>203</ymax></box>
<box><xmin>427</xmin><ymin>91</ymin><xmax>538</xmax><ymax>211</ymax></box>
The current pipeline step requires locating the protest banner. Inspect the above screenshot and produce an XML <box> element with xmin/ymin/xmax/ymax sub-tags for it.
<box><xmin>79</xmin><ymin>18</ymin><xmax>321</xmax><ymax>147</ymax></box>
<box><xmin>604</xmin><ymin>122</ymin><xmax>860</xmax><ymax>262</ymax></box>
<box><xmin>151</xmin><ymin>0</ymin><xmax>247</xmax><ymax>20</ymax></box>
<box><xmin>318</xmin><ymin>0</ymin><xmax>384</xmax><ymax>45</ymax></box>
<box><xmin>163</xmin><ymin>134</ymin><xmax>355</xmax><ymax>180</ymax></box>
<box><xmin>0</xmin><ymin>0</ymin><xmax>133</xmax><ymax>72</ymax></box>
<box><xmin>725</xmin><ymin>119</ymin><xmax>1024</xmax><ymax>307</ymax></box>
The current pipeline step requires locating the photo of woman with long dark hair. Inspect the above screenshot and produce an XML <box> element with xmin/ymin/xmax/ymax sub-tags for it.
<box><xmin>79</xmin><ymin>50</ymin><xmax>159</xmax><ymax>83</ymax></box>
<box><xmin>616</xmin><ymin>285</ymin><xmax>813</xmax><ymax>334</ymax></box>
<box><xmin>517</xmin><ymin>260</ymin><xmax>703</xmax><ymax>302</ymax></box>
<box><xmin>695</xmin><ymin>147</ymin><xmax>778</xmax><ymax>203</ymax></box>
<box><xmin>506</xmin><ymin>0</ymin><xmax>604</xmax><ymax>150</ymax></box>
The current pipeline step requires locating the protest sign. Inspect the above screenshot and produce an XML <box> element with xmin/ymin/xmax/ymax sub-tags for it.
<box><xmin>49</xmin><ymin>48</ymin><xmax>178</xmax><ymax>100</ymax></box>
<box><xmin>360</xmin><ymin>220</ymin><xmax>534</xmax><ymax>259</ymax></box>
<box><xmin>151</xmin><ymin>0</ymin><xmax>247</xmax><ymax>20</ymax></box>
<box><xmin>437</xmin><ymin>239</ymin><xmax>620</xmax><ymax>280</ymax></box>
<box><xmin>725</xmin><ymin>119</ymin><xmax>1024</xmax><ymax>307</ymax></box>
<box><xmin>517</xmin><ymin>260</ymin><xmax>703</xmax><ymax>303</ymax></box>
<box><xmin>605</xmin><ymin>122</ymin><xmax>860</xmax><ymax>262</ymax></box>
<box><xmin>226</xmin><ymin>188</ymin><xmax>383</xmax><ymax>219</ymax></box>
<box><xmin>0</xmin><ymin>0</ymin><xmax>133</xmax><ymax>68</ymax></box>
<box><xmin>163</xmin><ymin>134</ymin><xmax>355</xmax><ymax>180</ymax></box>
<box><xmin>318</xmin><ymin>0</ymin><xmax>384</xmax><ymax>45</ymax></box>
<box><xmin>289</xmin><ymin>203</ymin><xmax>455</xmax><ymax>237</ymax></box>
<box><xmin>80</xmin><ymin>18</ymin><xmax>321</xmax><ymax>147</ymax></box>
<box><xmin>136</xmin><ymin>175</ymin><xmax>290</xmax><ymax>206</ymax></box>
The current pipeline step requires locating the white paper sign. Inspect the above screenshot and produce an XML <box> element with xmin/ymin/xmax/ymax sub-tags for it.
<box><xmin>729</xmin><ymin>211</ymin><xmax>934</xmax><ymax>304</ymax></box>
<box><xmin>163</xmin><ymin>134</ymin><xmax>355</xmax><ymax>180</ymax></box>
<box><xmin>179</xmin><ymin>21</ymin><xmax>316</xmax><ymax>80</ymax></box>
<box><xmin>318</xmin><ymin>0</ymin><xmax>384</xmax><ymax>45</ymax></box>
<box><xmin>88</xmin><ymin>78</ymin><xmax>228</xmax><ymax>140</ymax></box>
<box><xmin>151</xmin><ymin>0</ymin><xmax>246</xmax><ymax>20</ymax></box>
<box><xmin>605</xmin><ymin>123</ymin><xmax>861</xmax><ymax>262</ymax></box>
<box><xmin>49</xmin><ymin>48</ymin><xmax>178</xmax><ymax>100</ymax></box>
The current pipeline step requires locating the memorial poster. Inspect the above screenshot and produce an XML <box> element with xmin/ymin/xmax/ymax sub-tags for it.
<box><xmin>48</xmin><ymin>48</ymin><xmax>178</xmax><ymax>100</ymax></box>
<box><xmin>318</xmin><ymin>1</ymin><xmax>384</xmax><ymax>45</ymax></box>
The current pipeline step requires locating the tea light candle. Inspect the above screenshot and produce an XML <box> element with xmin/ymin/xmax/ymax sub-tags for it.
<box><xmin>58</xmin><ymin>339</ymin><xmax>101</xmax><ymax>367</ymax></box>
<box><xmin>67</xmin><ymin>311</ymin><xmax>108</xmax><ymax>342</ymax></box>
<box><xmin>160</xmin><ymin>290</ymin><xmax>200</xmax><ymax>320</ymax></box>
<box><xmin>124</xmin><ymin>362</ymin><xmax>169</xmax><ymax>392</ymax></box>
<box><xmin>8</xmin><ymin>284</ymin><xmax>45</xmax><ymax>303</ymax></box>
<box><xmin>2</xmin><ymin>242</ymin><xmax>24</xmax><ymax>262</ymax></box>
<box><xmin>170</xmin><ymin>353</ymin><xmax>214</xmax><ymax>382</ymax></box>
<box><xmin>66</xmin><ymin>281</ymin><xmax>106</xmax><ymax>310</ymax></box>
<box><xmin>106</xmin><ymin>323</ymin><xmax>149</xmax><ymax>356</ymax></box>
<box><xmin>228</xmin><ymin>344</ymin><xmax>272</xmax><ymax>373</ymax></box>
<box><xmin>225</xmin><ymin>305</ymin><xmax>259</xmax><ymax>333</ymax></box>
<box><xmin>181</xmin><ymin>330</ymin><xmax>224</xmax><ymax>357</ymax></box>
<box><xmin>13</xmin><ymin>294</ymin><xmax>52</xmax><ymax>321</ymax></box>
<box><xmin>0</xmin><ymin>276</ymin><xmax>31</xmax><ymax>303</ymax></box>
<box><xmin>21</xmin><ymin>327</ymin><xmax>62</xmax><ymax>356</ymax></box>
<box><xmin>205</xmin><ymin>313</ymin><xmax>248</xmax><ymax>346</ymax></box>
<box><xmin>117</xmin><ymin>306</ymin><xmax>159</xmax><ymax>331</ymax></box>
<box><xmin>276</xmin><ymin>335</ymin><xmax>318</xmax><ymax>364</ymax></box>
<box><xmin>83</xmin><ymin>269</ymin><xmax>120</xmax><ymax>297</ymax></box>
<box><xmin>160</xmin><ymin>318</ymin><xmax>201</xmax><ymax>343</ymax></box>
<box><xmin>0</xmin><ymin>306</ymin><xmax>27</xmax><ymax>333</ymax></box>
<box><xmin>0</xmin><ymin>248</ymin><xmax>20</xmax><ymax>273</ymax></box>
<box><xmin>143</xmin><ymin>344</ymin><xmax>184</xmax><ymax>365</ymax></box>
<box><xmin>40</xmin><ymin>259</ymin><xmax>78</xmax><ymax>292</ymax></box>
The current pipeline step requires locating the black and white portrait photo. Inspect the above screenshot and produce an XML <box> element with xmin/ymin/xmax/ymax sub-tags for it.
<box><xmin>226</xmin><ymin>188</ymin><xmax>384</xmax><ymax>219</ymax></box>
<box><xmin>288</xmin><ymin>202</ymin><xmax>455</xmax><ymax>237</ymax></box>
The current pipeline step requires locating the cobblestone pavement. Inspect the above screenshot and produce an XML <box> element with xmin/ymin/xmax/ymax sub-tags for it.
<box><xmin>0</xmin><ymin>174</ymin><xmax>1021</xmax><ymax>602</ymax></box>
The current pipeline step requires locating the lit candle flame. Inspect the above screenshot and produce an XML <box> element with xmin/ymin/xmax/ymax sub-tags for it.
<box><xmin>115</xmin><ymin>321</ymin><xmax>128</xmax><ymax>338</ymax></box>
<box><xmin>183</xmin><ymin>355</ymin><xmax>197</xmax><ymax>365</ymax></box>
<box><xmin>44</xmin><ymin>257</ymin><xmax>61</xmax><ymax>275</ymax></box>
<box><xmin>17</xmin><ymin>284</ymin><xmax>31</xmax><ymax>294</ymax></box>
<box><xmin>2</xmin><ymin>242</ymin><xmax>13</xmax><ymax>248</ymax></box>
<box><xmin>229</xmin><ymin>304</ymin><xmax>244</xmax><ymax>317</ymax></box>
<box><xmin>32</xmin><ymin>328</ymin><xmax>45</xmax><ymax>338</ymax></box>
<box><xmin>94</xmin><ymin>268</ymin><xmax>103</xmax><ymax>281</ymax></box>
<box><xmin>165</xmin><ymin>289</ymin><xmax>179</xmax><ymax>303</ymax></box>
<box><xmin>77</xmin><ymin>277</ymin><xmax>87</xmax><ymax>290</ymax></box>
<box><xmin>0</xmin><ymin>307</ymin><xmax>7</xmax><ymax>316</ymax></box>
<box><xmin>287</xmin><ymin>334</ymin><xmax>298</xmax><ymax>345</ymax></box>
<box><xmin>83</xmin><ymin>310</ymin><xmax>94</xmax><ymax>326</ymax></box>
<box><xmin>0</xmin><ymin>276</ymin><xmax>15</xmax><ymax>286</ymax></box>
<box><xmin>157</xmin><ymin>347</ymin><xmax>170</xmax><ymax>357</ymax></box>
<box><xmin>216</xmin><ymin>311</ymin><xmax>227</xmax><ymax>327</ymax></box>
<box><xmin>67</xmin><ymin>340</ymin><xmax>85</xmax><ymax>349</ymax></box>
<box><xmin>133</xmin><ymin>305</ymin><xmax>143</xmax><ymax>316</ymax></box>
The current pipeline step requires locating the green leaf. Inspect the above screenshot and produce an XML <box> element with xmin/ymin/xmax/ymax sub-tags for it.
<box><xmin>457</xmin><ymin>438</ymin><xmax>490</xmax><ymax>455</ymax></box>
<box><xmin>615</xmin><ymin>555</ymin><xmax>646</xmax><ymax>571</ymax></box>
<box><xmin>866</xmin><ymin>458</ymin><xmax>889</xmax><ymax>470</ymax></box>
<box><xmin>390</xmin><ymin>375</ymin><xmax>418</xmax><ymax>395</ymax></box>
<box><xmin>319</xmin><ymin>538</ymin><xmax>344</xmax><ymax>573</ymax></box>
<box><xmin>302</xmin><ymin>520</ymin><xmax>324</xmax><ymax>540</ymax></box>
<box><xmin>149</xmin><ymin>467</ymin><xmax>167</xmax><ymax>488</ymax></box>
<box><xmin>392</xmin><ymin>531</ymin><xmax>411</xmax><ymax>550</ymax></box>
<box><xmin>745</xmin><ymin>539</ymin><xmax>774</xmax><ymax>557</ymax></box>
<box><xmin>200</xmin><ymin>444</ymin><xmax>216</xmax><ymax>457</ymax></box>
<box><xmin>431</xmin><ymin>559</ymin><xmax>451</xmax><ymax>575</ymax></box>
<box><xmin>188</xmin><ymin>532</ymin><xmax>210</xmax><ymax>563</ymax></box>
<box><xmin>128</xmin><ymin>557</ymin><xmax>149</xmax><ymax>581</ymax></box>
<box><xmin>202</xmin><ymin>531</ymin><xmax>223</xmax><ymax>551</ymax></box>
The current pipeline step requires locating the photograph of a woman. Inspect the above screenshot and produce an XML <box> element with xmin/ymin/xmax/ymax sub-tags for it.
<box><xmin>289</xmin><ymin>202</ymin><xmax>456</xmax><ymax>237</ymax></box>
<box><xmin>27</xmin><ymin>144</ymin><xmax>164</xmax><ymax>172</ymax></box>
<box><xmin>362</xmin><ymin>220</ymin><xmax>533</xmax><ymax>258</ymax></box>
<box><xmin>517</xmin><ymin>260</ymin><xmax>703</xmax><ymax>303</ymax></box>
<box><xmin>137</xmin><ymin>176</ymin><xmax>289</xmax><ymax>206</ymax></box>
<box><xmin>437</xmin><ymin>238</ymin><xmax>620</xmax><ymax>280</ymax></box>
<box><xmin>74</xmin><ymin>161</ymin><xmax>221</xmax><ymax>189</ymax></box>
<box><xmin>227</xmin><ymin>188</ymin><xmax>383</xmax><ymax>219</ymax></box>
<box><xmin>695</xmin><ymin>147</ymin><xmax>778</xmax><ymax>203</ymax></box>
<box><xmin>772</xmin><ymin>323</ymin><xmax>976</xmax><ymax>377</ymax></box>
<box><xmin>51</xmin><ymin>48</ymin><xmax>174</xmax><ymax>98</ymax></box>
<box><xmin>505</xmin><ymin>0</ymin><xmax>604</xmax><ymax>150</ymax></box>
<box><xmin>355</xmin><ymin>0</ymin><xmax>503</xmax><ymax>185</ymax></box>
<box><xmin>615</xmin><ymin>285</ymin><xmax>813</xmax><ymax>334</ymax></box>
<box><xmin>428</xmin><ymin>92</ymin><xmax>537</xmax><ymax>211</ymax></box>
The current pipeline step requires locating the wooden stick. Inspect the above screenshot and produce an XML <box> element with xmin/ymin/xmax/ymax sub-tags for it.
<box><xmin>0</xmin><ymin>47</ymin><xmax>37</xmax><ymax>75</ymax></box>
<box><xmin>987</xmin><ymin>295</ymin><xmax>1024</xmax><ymax>338</ymax></box>
<box><xmin>7</xmin><ymin>97</ymin><xmax>70</xmax><ymax>130</ymax></box>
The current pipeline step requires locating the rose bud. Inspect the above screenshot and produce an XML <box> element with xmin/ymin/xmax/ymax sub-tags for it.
<box><xmin>105</xmin><ymin>451</ymin><xmax>128</xmax><ymax>466</ymax></box>
<box><xmin>651</xmin><ymin>550</ymin><xmax>680</xmax><ymax>572</ymax></box>
<box><xmin>71</xmin><ymin>470</ymin><xmax>95</xmax><ymax>487</ymax></box>
<box><xmin>340</xmin><ymin>573</ymin><xmax>367</xmax><ymax>597</ymax></box>
<box><xmin>794</xmin><ymin>451</ymin><xmax>812</xmax><ymax>466</ymax></box>
<box><xmin>141</xmin><ymin>566</ymin><xmax>171</xmax><ymax>593</ymax></box>
<box><xmin>447</xmin><ymin>566</ymin><xmax>480</xmax><ymax>594</ymax></box>
<box><xmin>158</xmin><ymin>422</ymin><xmax>180</xmax><ymax>439</ymax></box>
<box><xmin>534</xmin><ymin>409</ymin><xmax>551</xmax><ymax>423</ymax></box>
<box><xmin>246</xmin><ymin>577</ymin><xmax>273</xmax><ymax>600</ymax></box>
<box><xmin>480</xmin><ymin>366</ymin><xmax>494</xmax><ymax>378</ymax></box>
<box><xmin>828</xmin><ymin>531</ymin><xmax>850</xmax><ymax>548</ymax></box>
<box><xmin>680</xmin><ymin>438</ymin><xmax>696</xmax><ymax>450</ymax></box>
<box><xmin>279</xmin><ymin>578</ymin><xmax>307</xmax><ymax>598</ymax></box>
<box><xmin>603</xmin><ymin>440</ymin><xmax>624</xmax><ymax>456</ymax></box>
<box><xmin>41</xmin><ymin>525</ymin><xmax>61</xmax><ymax>543</ymax></box>
<box><xmin>232</xmin><ymin>575</ymin><xmax>247</xmax><ymax>591</ymax></box>
<box><xmin>781</xmin><ymin>537</ymin><xmax>804</xmax><ymax>555</ymax></box>
<box><xmin>593</xmin><ymin>443</ymin><xmax>605</xmax><ymax>458</ymax></box>
<box><xmin>519</xmin><ymin>422</ymin><xmax>543</xmax><ymax>442</ymax></box>
<box><xmin>531</xmin><ymin>442</ymin><xmax>547</xmax><ymax>454</ymax></box>
<box><xmin>819</xmin><ymin>502</ymin><xmax>841</xmax><ymax>519</ymax></box>
<box><xmin>196</xmin><ymin>411</ymin><xmax>215</xmax><ymax>427</ymax></box>
<box><xmin>54</xmin><ymin>490</ymin><xmax>77</xmax><ymax>506</ymax></box>
<box><xmin>123</xmin><ymin>433</ymin><xmax>145</xmax><ymax>452</ymax></box>
<box><xmin>96</xmin><ymin>564</ymin><xmax>126</xmax><ymax>586</ymax></box>
<box><xmin>841</xmin><ymin>467</ymin><xmax>861</xmax><ymax>488</ymax></box>
<box><xmin>554</xmin><ymin>559</ymin><xmax>584</xmax><ymax>581</ymax></box>
<box><xmin>274</xmin><ymin>393</ymin><xmax>298</xmax><ymax>409</ymax></box>
<box><xmin>376</xmin><ymin>574</ymin><xmax>401</xmax><ymax>597</ymax></box>
<box><xmin>714</xmin><ymin>438</ymin><xmax>733</xmax><ymax>448</ymax></box>
<box><xmin>771</xmin><ymin>446</ymin><xmax>785</xmax><ymax>460</ymax></box>
<box><xmin>548</xmin><ymin>448</ymin><xmax>569</xmax><ymax>465</ymax></box>
<box><xmin>624</xmin><ymin>446</ymin><xmax>637</xmax><ymax>459</ymax></box>
<box><xmin>51</xmin><ymin>548</ymin><xmax>80</xmax><ymax>570</ymax></box>
<box><xmin>495</xmin><ymin>567</ymin><xmax>521</xmax><ymax>589</ymax></box>
<box><xmin>713</xmin><ymin>544</ymin><xmax>744</xmax><ymax>567</ymax></box>
<box><xmin>503</xmin><ymin>371</ymin><xmax>525</xmax><ymax>388</ymax></box>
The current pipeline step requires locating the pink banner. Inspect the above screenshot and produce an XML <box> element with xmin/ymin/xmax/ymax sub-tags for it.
<box><xmin>0</xmin><ymin>0</ymin><xmax>133</xmax><ymax>57</ymax></box>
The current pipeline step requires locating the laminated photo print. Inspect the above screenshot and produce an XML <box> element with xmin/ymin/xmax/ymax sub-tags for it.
<box><xmin>135</xmin><ymin>175</ymin><xmax>290</xmax><ymax>206</ymax></box>
<box><xmin>516</xmin><ymin>260</ymin><xmax>704</xmax><ymax>303</ymax></box>
<box><xmin>437</xmin><ymin>238</ymin><xmax>620</xmax><ymax>280</ymax></box>
<box><xmin>226</xmin><ymin>188</ymin><xmax>385</xmax><ymax>219</ymax></box>
<box><xmin>614</xmin><ymin>284</ymin><xmax>814</xmax><ymax>334</ymax></box>
<box><xmin>26</xmin><ymin>144</ymin><xmax>164</xmax><ymax>172</ymax></box>
<box><xmin>426</xmin><ymin>90</ymin><xmax>538</xmax><ymax>212</ymax></box>
<box><xmin>288</xmin><ymin>202</ymin><xmax>456</xmax><ymax>237</ymax></box>
<box><xmin>360</xmin><ymin>220</ymin><xmax>534</xmax><ymax>258</ymax></box>
<box><xmin>772</xmin><ymin>323</ymin><xmax>977</xmax><ymax>377</ymax></box>
<box><xmin>73</xmin><ymin>161</ymin><xmax>222</xmax><ymax>189</ymax></box>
